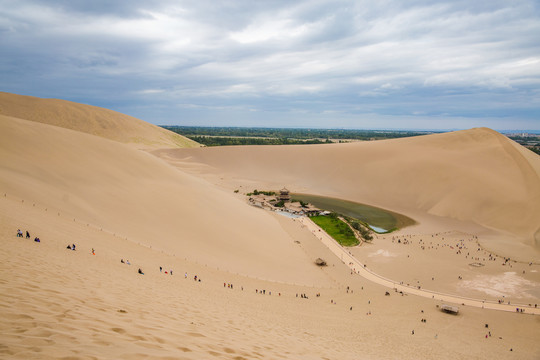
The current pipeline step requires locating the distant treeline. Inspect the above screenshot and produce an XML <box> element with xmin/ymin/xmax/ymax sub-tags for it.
<box><xmin>162</xmin><ymin>126</ymin><xmax>434</xmax><ymax>146</ymax></box>
<box><xmin>507</xmin><ymin>135</ymin><xmax>540</xmax><ymax>156</ymax></box>
<box><xmin>186</xmin><ymin>136</ymin><xmax>331</xmax><ymax>146</ymax></box>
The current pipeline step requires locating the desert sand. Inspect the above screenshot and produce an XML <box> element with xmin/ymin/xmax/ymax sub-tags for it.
<box><xmin>1</xmin><ymin>93</ymin><xmax>539</xmax><ymax>359</ymax></box>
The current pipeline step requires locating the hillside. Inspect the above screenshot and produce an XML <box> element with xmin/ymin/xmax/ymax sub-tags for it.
<box><xmin>0</xmin><ymin>92</ymin><xmax>200</xmax><ymax>150</ymax></box>
<box><xmin>0</xmin><ymin>114</ymin><xmax>328</xmax><ymax>285</ymax></box>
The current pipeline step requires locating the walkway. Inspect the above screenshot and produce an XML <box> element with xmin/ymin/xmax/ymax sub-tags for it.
<box><xmin>300</xmin><ymin>217</ymin><xmax>540</xmax><ymax>315</ymax></box>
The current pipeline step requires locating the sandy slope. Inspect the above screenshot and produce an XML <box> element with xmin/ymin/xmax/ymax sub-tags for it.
<box><xmin>0</xmin><ymin>115</ymin><xmax>328</xmax><ymax>285</ymax></box>
<box><xmin>156</xmin><ymin>128</ymin><xmax>540</xmax><ymax>256</ymax></box>
<box><xmin>0</xmin><ymin>92</ymin><xmax>199</xmax><ymax>150</ymax></box>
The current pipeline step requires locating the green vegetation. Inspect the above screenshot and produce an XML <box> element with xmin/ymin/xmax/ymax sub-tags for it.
<box><xmin>161</xmin><ymin>126</ymin><xmax>434</xmax><ymax>147</ymax></box>
<box><xmin>506</xmin><ymin>135</ymin><xmax>540</xmax><ymax>156</ymax></box>
<box><xmin>247</xmin><ymin>189</ymin><xmax>276</xmax><ymax>196</ymax></box>
<box><xmin>185</xmin><ymin>136</ymin><xmax>330</xmax><ymax>146</ymax></box>
<box><xmin>350</xmin><ymin>221</ymin><xmax>373</xmax><ymax>241</ymax></box>
<box><xmin>311</xmin><ymin>213</ymin><xmax>359</xmax><ymax>247</ymax></box>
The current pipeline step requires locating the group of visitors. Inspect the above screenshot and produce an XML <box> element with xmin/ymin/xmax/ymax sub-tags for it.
<box><xmin>159</xmin><ymin>266</ymin><xmax>173</xmax><ymax>275</ymax></box>
<box><xmin>16</xmin><ymin>228</ymin><xmax>40</xmax><ymax>242</ymax></box>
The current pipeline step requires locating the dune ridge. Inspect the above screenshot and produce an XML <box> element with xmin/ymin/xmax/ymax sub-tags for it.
<box><xmin>0</xmin><ymin>92</ymin><xmax>200</xmax><ymax>150</ymax></box>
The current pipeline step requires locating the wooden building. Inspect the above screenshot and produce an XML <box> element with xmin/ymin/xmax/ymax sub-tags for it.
<box><xmin>279</xmin><ymin>187</ymin><xmax>290</xmax><ymax>202</ymax></box>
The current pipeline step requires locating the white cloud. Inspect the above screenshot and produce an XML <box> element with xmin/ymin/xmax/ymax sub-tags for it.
<box><xmin>1</xmin><ymin>0</ymin><xmax>539</xmax><ymax>129</ymax></box>
<box><xmin>136</xmin><ymin>89</ymin><xmax>165</xmax><ymax>94</ymax></box>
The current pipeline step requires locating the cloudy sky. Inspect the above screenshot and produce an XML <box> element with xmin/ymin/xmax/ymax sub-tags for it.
<box><xmin>1</xmin><ymin>0</ymin><xmax>539</xmax><ymax>130</ymax></box>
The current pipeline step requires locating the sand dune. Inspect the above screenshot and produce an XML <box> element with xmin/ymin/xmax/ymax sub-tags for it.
<box><xmin>157</xmin><ymin>128</ymin><xmax>540</xmax><ymax>255</ymax></box>
<box><xmin>1</xmin><ymin>96</ymin><xmax>539</xmax><ymax>359</ymax></box>
<box><xmin>0</xmin><ymin>92</ymin><xmax>199</xmax><ymax>150</ymax></box>
<box><xmin>0</xmin><ymin>114</ymin><xmax>329</xmax><ymax>285</ymax></box>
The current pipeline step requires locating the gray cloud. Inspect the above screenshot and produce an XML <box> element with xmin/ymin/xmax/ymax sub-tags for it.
<box><xmin>1</xmin><ymin>0</ymin><xmax>539</xmax><ymax>130</ymax></box>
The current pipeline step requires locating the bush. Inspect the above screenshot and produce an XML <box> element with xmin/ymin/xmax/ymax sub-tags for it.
<box><xmin>250</xmin><ymin>189</ymin><xmax>275</xmax><ymax>196</ymax></box>
<box><xmin>351</xmin><ymin>221</ymin><xmax>373</xmax><ymax>241</ymax></box>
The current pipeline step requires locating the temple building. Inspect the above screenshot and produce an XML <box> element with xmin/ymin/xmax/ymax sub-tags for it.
<box><xmin>279</xmin><ymin>187</ymin><xmax>290</xmax><ymax>202</ymax></box>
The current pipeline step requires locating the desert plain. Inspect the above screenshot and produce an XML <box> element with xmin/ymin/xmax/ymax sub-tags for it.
<box><xmin>1</xmin><ymin>92</ymin><xmax>539</xmax><ymax>359</ymax></box>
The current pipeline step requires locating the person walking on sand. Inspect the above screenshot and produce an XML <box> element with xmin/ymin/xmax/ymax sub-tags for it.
<box><xmin>16</xmin><ymin>229</ymin><xmax>23</xmax><ymax>237</ymax></box>
<box><xmin>26</xmin><ymin>231</ymin><xmax>30</xmax><ymax>239</ymax></box>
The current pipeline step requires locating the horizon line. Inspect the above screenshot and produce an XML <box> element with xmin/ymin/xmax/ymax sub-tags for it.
<box><xmin>159</xmin><ymin>125</ymin><xmax>540</xmax><ymax>134</ymax></box>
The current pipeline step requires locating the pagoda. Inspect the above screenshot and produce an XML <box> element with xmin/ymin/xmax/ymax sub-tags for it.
<box><xmin>279</xmin><ymin>187</ymin><xmax>290</xmax><ymax>202</ymax></box>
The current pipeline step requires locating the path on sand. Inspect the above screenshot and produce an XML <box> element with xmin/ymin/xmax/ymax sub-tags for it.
<box><xmin>299</xmin><ymin>218</ymin><xmax>540</xmax><ymax>315</ymax></box>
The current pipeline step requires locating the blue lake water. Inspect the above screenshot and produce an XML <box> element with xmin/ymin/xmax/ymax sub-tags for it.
<box><xmin>368</xmin><ymin>225</ymin><xmax>387</xmax><ymax>233</ymax></box>
<box><xmin>276</xmin><ymin>211</ymin><xmax>302</xmax><ymax>219</ymax></box>
<box><xmin>291</xmin><ymin>193</ymin><xmax>415</xmax><ymax>232</ymax></box>
<box><xmin>292</xmin><ymin>193</ymin><xmax>397</xmax><ymax>229</ymax></box>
